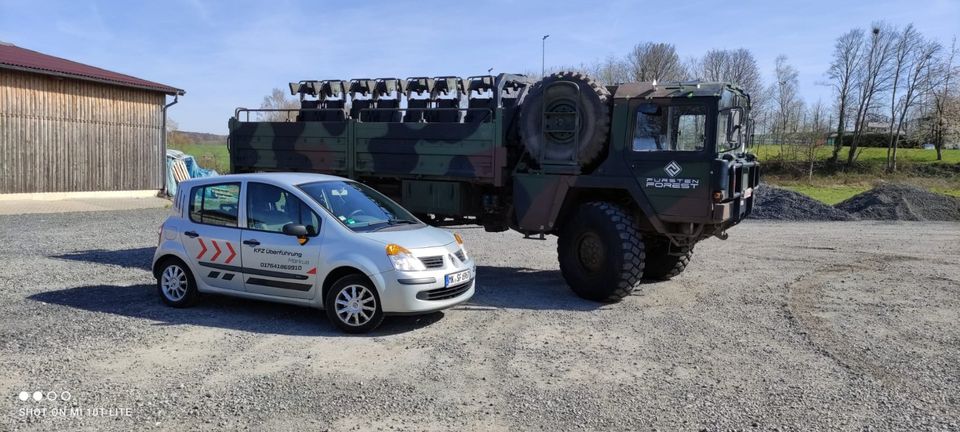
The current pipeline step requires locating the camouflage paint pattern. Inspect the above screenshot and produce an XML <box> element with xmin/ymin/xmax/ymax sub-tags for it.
<box><xmin>228</xmin><ymin>79</ymin><xmax>759</xmax><ymax>239</ymax></box>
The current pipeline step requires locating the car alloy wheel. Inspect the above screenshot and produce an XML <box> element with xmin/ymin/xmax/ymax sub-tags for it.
<box><xmin>334</xmin><ymin>284</ymin><xmax>377</xmax><ymax>327</ymax></box>
<box><xmin>161</xmin><ymin>264</ymin><xmax>189</xmax><ymax>302</ymax></box>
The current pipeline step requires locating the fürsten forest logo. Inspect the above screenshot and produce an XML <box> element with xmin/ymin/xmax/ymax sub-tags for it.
<box><xmin>664</xmin><ymin>161</ymin><xmax>682</xmax><ymax>177</ymax></box>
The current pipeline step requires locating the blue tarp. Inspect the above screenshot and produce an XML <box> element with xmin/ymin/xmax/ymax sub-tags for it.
<box><xmin>166</xmin><ymin>149</ymin><xmax>218</xmax><ymax>196</ymax></box>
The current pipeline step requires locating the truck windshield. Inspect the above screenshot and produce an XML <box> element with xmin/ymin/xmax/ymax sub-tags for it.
<box><xmin>298</xmin><ymin>180</ymin><xmax>421</xmax><ymax>232</ymax></box>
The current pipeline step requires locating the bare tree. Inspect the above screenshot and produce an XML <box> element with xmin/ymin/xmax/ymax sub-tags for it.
<box><xmin>165</xmin><ymin>117</ymin><xmax>189</xmax><ymax>147</ymax></box>
<box><xmin>258</xmin><ymin>88</ymin><xmax>299</xmax><ymax>122</ymax></box>
<box><xmin>771</xmin><ymin>55</ymin><xmax>801</xmax><ymax>156</ymax></box>
<box><xmin>827</xmin><ymin>29</ymin><xmax>864</xmax><ymax>162</ymax></box>
<box><xmin>628</xmin><ymin>42</ymin><xmax>687</xmax><ymax>82</ymax></box>
<box><xmin>848</xmin><ymin>23</ymin><xmax>897</xmax><ymax>166</ymax></box>
<box><xmin>696</xmin><ymin>49</ymin><xmax>728</xmax><ymax>81</ymax></box>
<box><xmin>805</xmin><ymin>99</ymin><xmax>830</xmax><ymax>181</ymax></box>
<box><xmin>585</xmin><ymin>55</ymin><xmax>632</xmax><ymax>86</ymax></box>
<box><xmin>932</xmin><ymin>37</ymin><xmax>958</xmax><ymax>160</ymax></box>
<box><xmin>884</xmin><ymin>25</ymin><xmax>919</xmax><ymax>169</ymax></box>
<box><xmin>888</xmin><ymin>36</ymin><xmax>942</xmax><ymax>171</ymax></box>
<box><xmin>691</xmin><ymin>48</ymin><xmax>766</xmax><ymax>115</ymax></box>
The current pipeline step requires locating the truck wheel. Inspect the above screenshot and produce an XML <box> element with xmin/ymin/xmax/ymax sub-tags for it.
<box><xmin>519</xmin><ymin>71</ymin><xmax>610</xmax><ymax>168</ymax></box>
<box><xmin>557</xmin><ymin>202</ymin><xmax>644</xmax><ymax>302</ymax></box>
<box><xmin>642</xmin><ymin>237</ymin><xmax>694</xmax><ymax>280</ymax></box>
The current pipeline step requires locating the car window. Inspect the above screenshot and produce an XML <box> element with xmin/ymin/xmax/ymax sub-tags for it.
<box><xmin>632</xmin><ymin>103</ymin><xmax>707</xmax><ymax>152</ymax></box>
<box><xmin>298</xmin><ymin>180</ymin><xmax>420</xmax><ymax>232</ymax></box>
<box><xmin>246</xmin><ymin>182</ymin><xmax>320</xmax><ymax>235</ymax></box>
<box><xmin>189</xmin><ymin>183</ymin><xmax>240</xmax><ymax>227</ymax></box>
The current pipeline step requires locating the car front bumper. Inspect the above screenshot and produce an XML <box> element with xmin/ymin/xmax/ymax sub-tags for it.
<box><xmin>373</xmin><ymin>265</ymin><xmax>476</xmax><ymax>314</ymax></box>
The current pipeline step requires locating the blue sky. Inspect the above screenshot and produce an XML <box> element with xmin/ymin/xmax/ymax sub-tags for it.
<box><xmin>1</xmin><ymin>0</ymin><xmax>958</xmax><ymax>133</ymax></box>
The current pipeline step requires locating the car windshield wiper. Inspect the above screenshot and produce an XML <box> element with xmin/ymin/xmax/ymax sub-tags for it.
<box><xmin>370</xmin><ymin>218</ymin><xmax>417</xmax><ymax>231</ymax></box>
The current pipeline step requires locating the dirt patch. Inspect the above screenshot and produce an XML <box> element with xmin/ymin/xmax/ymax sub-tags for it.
<box><xmin>836</xmin><ymin>183</ymin><xmax>960</xmax><ymax>221</ymax></box>
<box><xmin>750</xmin><ymin>184</ymin><xmax>856</xmax><ymax>221</ymax></box>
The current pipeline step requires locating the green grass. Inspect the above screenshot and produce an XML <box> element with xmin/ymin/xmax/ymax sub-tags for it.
<box><xmin>753</xmin><ymin>144</ymin><xmax>960</xmax><ymax>165</ymax></box>
<box><xmin>777</xmin><ymin>184</ymin><xmax>869</xmax><ymax>205</ymax></box>
<box><xmin>169</xmin><ymin>142</ymin><xmax>230</xmax><ymax>174</ymax></box>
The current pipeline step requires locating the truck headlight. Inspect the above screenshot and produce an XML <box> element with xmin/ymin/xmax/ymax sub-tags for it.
<box><xmin>385</xmin><ymin>244</ymin><xmax>426</xmax><ymax>271</ymax></box>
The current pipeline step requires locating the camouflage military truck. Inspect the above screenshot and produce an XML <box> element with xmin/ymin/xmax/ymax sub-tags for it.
<box><xmin>228</xmin><ymin>72</ymin><xmax>759</xmax><ymax>302</ymax></box>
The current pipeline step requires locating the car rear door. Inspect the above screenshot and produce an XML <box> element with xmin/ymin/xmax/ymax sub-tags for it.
<box><xmin>181</xmin><ymin>182</ymin><xmax>245</xmax><ymax>292</ymax></box>
<box><xmin>240</xmin><ymin>182</ymin><xmax>323</xmax><ymax>300</ymax></box>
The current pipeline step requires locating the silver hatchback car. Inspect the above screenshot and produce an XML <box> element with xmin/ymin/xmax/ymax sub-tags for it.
<box><xmin>152</xmin><ymin>173</ymin><xmax>475</xmax><ymax>333</ymax></box>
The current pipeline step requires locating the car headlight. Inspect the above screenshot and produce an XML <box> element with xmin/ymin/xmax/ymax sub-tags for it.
<box><xmin>454</xmin><ymin>233</ymin><xmax>468</xmax><ymax>260</ymax></box>
<box><xmin>385</xmin><ymin>244</ymin><xmax>426</xmax><ymax>271</ymax></box>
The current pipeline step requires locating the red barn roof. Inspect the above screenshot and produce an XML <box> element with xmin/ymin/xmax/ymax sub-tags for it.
<box><xmin>0</xmin><ymin>42</ymin><xmax>183</xmax><ymax>95</ymax></box>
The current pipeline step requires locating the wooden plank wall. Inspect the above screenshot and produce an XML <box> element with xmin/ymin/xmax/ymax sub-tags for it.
<box><xmin>0</xmin><ymin>69</ymin><xmax>165</xmax><ymax>193</ymax></box>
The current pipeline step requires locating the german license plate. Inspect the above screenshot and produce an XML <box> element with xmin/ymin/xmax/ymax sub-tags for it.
<box><xmin>444</xmin><ymin>269</ymin><xmax>472</xmax><ymax>287</ymax></box>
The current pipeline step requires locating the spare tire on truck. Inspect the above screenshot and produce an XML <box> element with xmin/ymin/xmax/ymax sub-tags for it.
<box><xmin>519</xmin><ymin>71</ymin><xmax>610</xmax><ymax>168</ymax></box>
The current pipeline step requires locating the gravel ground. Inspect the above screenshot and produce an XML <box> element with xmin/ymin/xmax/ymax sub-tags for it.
<box><xmin>1</xmin><ymin>209</ymin><xmax>959</xmax><ymax>431</ymax></box>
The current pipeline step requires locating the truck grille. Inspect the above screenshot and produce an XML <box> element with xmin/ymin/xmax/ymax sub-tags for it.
<box><xmin>416</xmin><ymin>281</ymin><xmax>472</xmax><ymax>301</ymax></box>
<box><xmin>419</xmin><ymin>255</ymin><xmax>444</xmax><ymax>268</ymax></box>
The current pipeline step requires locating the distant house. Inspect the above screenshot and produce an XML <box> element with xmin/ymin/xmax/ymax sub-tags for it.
<box><xmin>0</xmin><ymin>42</ymin><xmax>183</xmax><ymax>195</ymax></box>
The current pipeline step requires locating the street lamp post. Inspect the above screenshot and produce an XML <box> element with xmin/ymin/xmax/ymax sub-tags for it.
<box><xmin>541</xmin><ymin>35</ymin><xmax>549</xmax><ymax>77</ymax></box>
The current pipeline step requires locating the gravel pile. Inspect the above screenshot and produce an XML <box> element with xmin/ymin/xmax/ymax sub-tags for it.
<box><xmin>836</xmin><ymin>183</ymin><xmax>960</xmax><ymax>221</ymax></box>
<box><xmin>750</xmin><ymin>184</ymin><xmax>856</xmax><ymax>221</ymax></box>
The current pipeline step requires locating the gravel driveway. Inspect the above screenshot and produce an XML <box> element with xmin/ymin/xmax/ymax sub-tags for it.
<box><xmin>1</xmin><ymin>209</ymin><xmax>958</xmax><ymax>431</ymax></box>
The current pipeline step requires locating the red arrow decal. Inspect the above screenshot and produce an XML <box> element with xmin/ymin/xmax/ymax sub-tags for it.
<box><xmin>306</xmin><ymin>267</ymin><xmax>317</xmax><ymax>275</ymax></box>
<box><xmin>196</xmin><ymin>239</ymin><xmax>207</xmax><ymax>260</ymax></box>
<box><xmin>210</xmin><ymin>240</ymin><xmax>222</xmax><ymax>262</ymax></box>
<box><xmin>224</xmin><ymin>242</ymin><xmax>237</xmax><ymax>264</ymax></box>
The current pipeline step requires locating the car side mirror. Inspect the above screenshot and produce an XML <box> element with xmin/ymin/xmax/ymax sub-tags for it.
<box><xmin>282</xmin><ymin>223</ymin><xmax>309</xmax><ymax>237</ymax></box>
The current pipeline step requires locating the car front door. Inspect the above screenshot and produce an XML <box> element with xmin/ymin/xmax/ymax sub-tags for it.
<box><xmin>182</xmin><ymin>182</ymin><xmax>245</xmax><ymax>292</ymax></box>
<box><xmin>240</xmin><ymin>182</ymin><xmax>323</xmax><ymax>300</ymax></box>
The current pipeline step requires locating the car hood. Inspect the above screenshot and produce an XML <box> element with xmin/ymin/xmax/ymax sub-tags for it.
<box><xmin>356</xmin><ymin>226</ymin><xmax>456</xmax><ymax>250</ymax></box>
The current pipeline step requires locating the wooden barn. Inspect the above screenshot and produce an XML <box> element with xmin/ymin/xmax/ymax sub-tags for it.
<box><xmin>0</xmin><ymin>42</ymin><xmax>183</xmax><ymax>195</ymax></box>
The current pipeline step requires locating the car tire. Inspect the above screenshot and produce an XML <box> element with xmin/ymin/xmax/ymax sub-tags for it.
<box><xmin>557</xmin><ymin>202</ymin><xmax>644</xmax><ymax>302</ymax></box>
<box><xmin>642</xmin><ymin>237</ymin><xmax>694</xmax><ymax>280</ymax></box>
<box><xmin>156</xmin><ymin>257</ymin><xmax>200</xmax><ymax>308</ymax></box>
<box><xmin>325</xmin><ymin>274</ymin><xmax>385</xmax><ymax>334</ymax></box>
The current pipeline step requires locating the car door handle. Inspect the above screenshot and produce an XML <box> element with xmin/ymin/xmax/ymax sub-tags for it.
<box><xmin>243</xmin><ymin>239</ymin><xmax>260</xmax><ymax>246</ymax></box>
<box><xmin>184</xmin><ymin>231</ymin><xmax>199</xmax><ymax>238</ymax></box>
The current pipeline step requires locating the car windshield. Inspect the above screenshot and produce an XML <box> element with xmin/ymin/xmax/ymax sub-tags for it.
<box><xmin>298</xmin><ymin>180</ymin><xmax>420</xmax><ymax>232</ymax></box>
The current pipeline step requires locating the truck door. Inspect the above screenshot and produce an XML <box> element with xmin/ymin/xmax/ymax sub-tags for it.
<box><xmin>182</xmin><ymin>182</ymin><xmax>245</xmax><ymax>292</ymax></box>
<box><xmin>627</xmin><ymin>100</ymin><xmax>714</xmax><ymax>221</ymax></box>
<box><xmin>240</xmin><ymin>182</ymin><xmax>323</xmax><ymax>300</ymax></box>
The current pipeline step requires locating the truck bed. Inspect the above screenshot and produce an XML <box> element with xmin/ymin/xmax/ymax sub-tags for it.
<box><xmin>229</xmin><ymin>115</ymin><xmax>508</xmax><ymax>186</ymax></box>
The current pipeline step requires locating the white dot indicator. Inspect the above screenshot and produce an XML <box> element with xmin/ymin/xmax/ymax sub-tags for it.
<box><xmin>60</xmin><ymin>391</ymin><xmax>71</xmax><ymax>401</ymax></box>
<box><xmin>18</xmin><ymin>391</ymin><xmax>29</xmax><ymax>401</ymax></box>
<box><xmin>32</xmin><ymin>391</ymin><xmax>43</xmax><ymax>401</ymax></box>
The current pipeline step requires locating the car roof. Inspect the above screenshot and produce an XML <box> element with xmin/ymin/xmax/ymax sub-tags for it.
<box><xmin>178</xmin><ymin>172</ymin><xmax>347</xmax><ymax>188</ymax></box>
